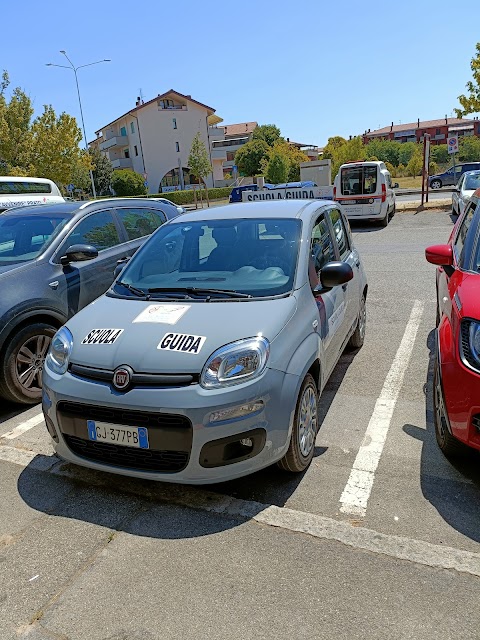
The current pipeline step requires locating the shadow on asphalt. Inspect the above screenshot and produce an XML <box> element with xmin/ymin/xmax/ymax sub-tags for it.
<box><xmin>17</xmin><ymin>350</ymin><xmax>358</xmax><ymax>537</ymax></box>
<box><xmin>403</xmin><ymin>328</ymin><xmax>480</xmax><ymax>544</ymax></box>
<box><xmin>0</xmin><ymin>401</ymin><xmax>39</xmax><ymax>425</ymax></box>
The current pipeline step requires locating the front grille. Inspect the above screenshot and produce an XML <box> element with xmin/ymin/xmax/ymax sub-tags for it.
<box><xmin>460</xmin><ymin>321</ymin><xmax>480</xmax><ymax>372</ymax></box>
<box><xmin>57</xmin><ymin>401</ymin><xmax>190</xmax><ymax>429</ymax></box>
<box><xmin>68</xmin><ymin>363</ymin><xmax>198</xmax><ymax>388</ymax></box>
<box><xmin>472</xmin><ymin>415</ymin><xmax>480</xmax><ymax>432</ymax></box>
<box><xmin>64</xmin><ymin>434</ymin><xmax>188</xmax><ymax>472</ymax></box>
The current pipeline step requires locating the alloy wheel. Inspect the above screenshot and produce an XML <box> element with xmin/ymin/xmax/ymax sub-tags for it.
<box><xmin>15</xmin><ymin>334</ymin><xmax>51</xmax><ymax>393</ymax></box>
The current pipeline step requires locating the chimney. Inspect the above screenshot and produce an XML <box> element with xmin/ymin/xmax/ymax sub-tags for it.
<box><xmin>287</xmin><ymin>137</ymin><xmax>290</xmax><ymax>142</ymax></box>
<box><xmin>417</xmin><ymin>118</ymin><xmax>420</xmax><ymax>127</ymax></box>
<box><xmin>390</xmin><ymin>122</ymin><xmax>393</xmax><ymax>131</ymax></box>
<box><xmin>445</xmin><ymin>114</ymin><xmax>448</xmax><ymax>124</ymax></box>
<box><xmin>368</xmin><ymin>128</ymin><xmax>370</xmax><ymax>133</ymax></box>
<box><xmin>135</xmin><ymin>96</ymin><xmax>141</xmax><ymax>106</ymax></box>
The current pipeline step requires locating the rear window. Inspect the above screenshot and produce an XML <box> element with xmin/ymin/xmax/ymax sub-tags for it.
<box><xmin>0</xmin><ymin>181</ymin><xmax>52</xmax><ymax>195</ymax></box>
<box><xmin>340</xmin><ymin>166</ymin><xmax>378</xmax><ymax>195</ymax></box>
<box><xmin>465</xmin><ymin>174</ymin><xmax>480</xmax><ymax>191</ymax></box>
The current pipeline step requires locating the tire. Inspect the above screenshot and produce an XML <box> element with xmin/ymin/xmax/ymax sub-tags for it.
<box><xmin>348</xmin><ymin>294</ymin><xmax>366</xmax><ymax>349</ymax></box>
<box><xmin>278</xmin><ymin>374</ymin><xmax>318</xmax><ymax>473</ymax></box>
<box><xmin>431</xmin><ymin>180</ymin><xmax>442</xmax><ymax>190</ymax></box>
<box><xmin>391</xmin><ymin>202</ymin><xmax>396</xmax><ymax>218</ymax></box>
<box><xmin>0</xmin><ymin>323</ymin><xmax>56</xmax><ymax>404</ymax></box>
<box><xmin>379</xmin><ymin>208</ymin><xmax>389</xmax><ymax>227</ymax></box>
<box><xmin>433</xmin><ymin>353</ymin><xmax>464</xmax><ymax>457</ymax></box>
<box><xmin>452</xmin><ymin>201</ymin><xmax>458</xmax><ymax>216</ymax></box>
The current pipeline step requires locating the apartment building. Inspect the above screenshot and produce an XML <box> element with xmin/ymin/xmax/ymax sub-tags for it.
<box><xmin>210</xmin><ymin>121</ymin><xmax>258</xmax><ymax>184</ymax></box>
<box><xmin>362</xmin><ymin>117</ymin><xmax>480</xmax><ymax>146</ymax></box>
<box><xmin>91</xmin><ymin>90</ymin><xmax>216</xmax><ymax>193</ymax></box>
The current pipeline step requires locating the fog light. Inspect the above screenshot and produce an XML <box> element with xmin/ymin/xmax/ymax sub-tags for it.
<box><xmin>240</xmin><ymin>438</ymin><xmax>253</xmax><ymax>447</ymax></box>
<box><xmin>209</xmin><ymin>400</ymin><xmax>264</xmax><ymax>424</ymax></box>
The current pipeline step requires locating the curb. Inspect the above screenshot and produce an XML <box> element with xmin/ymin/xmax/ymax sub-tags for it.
<box><xmin>397</xmin><ymin>199</ymin><xmax>452</xmax><ymax>213</ymax></box>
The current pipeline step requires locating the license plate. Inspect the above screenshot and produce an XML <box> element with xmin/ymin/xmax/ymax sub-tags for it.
<box><xmin>339</xmin><ymin>199</ymin><xmax>357</xmax><ymax>205</ymax></box>
<box><xmin>87</xmin><ymin>420</ymin><xmax>149</xmax><ymax>449</ymax></box>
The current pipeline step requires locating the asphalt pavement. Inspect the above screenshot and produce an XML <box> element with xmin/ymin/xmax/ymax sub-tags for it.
<box><xmin>1</xmin><ymin>208</ymin><xmax>480</xmax><ymax>640</ymax></box>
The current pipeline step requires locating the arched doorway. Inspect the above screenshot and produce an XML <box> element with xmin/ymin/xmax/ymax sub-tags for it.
<box><xmin>159</xmin><ymin>168</ymin><xmax>200</xmax><ymax>191</ymax></box>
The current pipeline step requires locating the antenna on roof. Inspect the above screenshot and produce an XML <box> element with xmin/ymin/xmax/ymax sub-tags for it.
<box><xmin>139</xmin><ymin>88</ymin><xmax>144</xmax><ymax>104</ymax></box>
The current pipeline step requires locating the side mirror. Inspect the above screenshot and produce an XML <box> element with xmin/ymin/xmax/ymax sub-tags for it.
<box><xmin>320</xmin><ymin>261</ymin><xmax>353</xmax><ymax>290</ymax></box>
<box><xmin>425</xmin><ymin>244</ymin><xmax>453</xmax><ymax>267</ymax></box>
<box><xmin>393</xmin><ymin>182</ymin><xmax>399</xmax><ymax>189</ymax></box>
<box><xmin>60</xmin><ymin>244</ymin><xmax>98</xmax><ymax>265</ymax></box>
<box><xmin>114</xmin><ymin>256</ymin><xmax>131</xmax><ymax>278</ymax></box>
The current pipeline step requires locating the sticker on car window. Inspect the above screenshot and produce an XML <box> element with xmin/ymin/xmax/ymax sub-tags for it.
<box><xmin>158</xmin><ymin>333</ymin><xmax>206</xmax><ymax>354</ymax></box>
<box><xmin>133</xmin><ymin>304</ymin><xmax>190</xmax><ymax>325</ymax></box>
<box><xmin>81</xmin><ymin>329</ymin><xmax>124</xmax><ymax>345</ymax></box>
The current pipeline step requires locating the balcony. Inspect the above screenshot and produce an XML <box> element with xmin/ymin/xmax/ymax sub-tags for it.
<box><xmin>100</xmin><ymin>135</ymin><xmax>128</xmax><ymax>151</ymax></box>
<box><xmin>111</xmin><ymin>158</ymin><xmax>133</xmax><ymax>169</ymax></box>
<box><xmin>211</xmin><ymin>147</ymin><xmax>227</xmax><ymax>160</ymax></box>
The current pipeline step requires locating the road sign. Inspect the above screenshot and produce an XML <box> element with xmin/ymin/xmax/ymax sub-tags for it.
<box><xmin>67</xmin><ymin>183</ymin><xmax>75</xmax><ymax>192</ymax></box>
<box><xmin>447</xmin><ymin>135</ymin><xmax>459</xmax><ymax>154</ymax></box>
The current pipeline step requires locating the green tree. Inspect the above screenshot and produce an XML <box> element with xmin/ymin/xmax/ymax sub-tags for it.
<box><xmin>111</xmin><ymin>169</ymin><xmax>147</xmax><ymax>196</ymax></box>
<box><xmin>458</xmin><ymin>136</ymin><xmax>480</xmax><ymax>162</ymax></box>
<box><xmin>30</xmin><ymin>105</ymin><xmax>88</xmax><ymax>186</ymax></box>
<box><xmin>455</xmin><ymin>42</ymin><xmax>480</xmax><ymax>117</ymax></box>
<box><xmin>235</xmin><ymin>139</ymin><xmax>270</xmax><ymax>176</ymax></box>
<box><xmin>188</xmin><ymin>132</ymin><xmax>212</xmax><ymax>188</ymax></box>
<box><xmin>398</xmin><ymin>142</ymin><xmax>418</xmax><ymax>166</ymax></box>
<box><xmin>322</xmin><ymin>136</ymin><xmax>347</xmax><ymax>161</ymax></box>
<box><xmin>89</xmin><ymin>146</ymin><xmax>113</xmax><ymax>195</ymax></box>
<box><xmin>0</xmin><ymin>71</ymin><xmax>34</xmax><ymax>170</ymax></box>
<box><xmin>366</xmin><ymin>139</ymin><xmax>401</xmax><ymax>166</ymax></box>
<box><xmin>265</xmin><ymin>149</ymin><xmax>289</xmax><ymax>183</ymax></box>
<box><xmin>430</xmin><ymin>144</ymin><xmax>449</xmax><ymax>165</ymax></box>
<box><xmin>252</xmin><ymin>124</ymin><xmax>282</xmax><ymax>147</ymax></box>
<box><xmin>331</xmin><ymin>137</ymin><xmax>367</xmax><ymax>178</ymax></box>
<box><xmin>406</xmin><ymin>150</ymin><xmax>423</xmax><ymax>177</ymax></box>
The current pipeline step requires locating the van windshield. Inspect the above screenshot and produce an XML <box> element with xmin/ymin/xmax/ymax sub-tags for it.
<box><xmin>112</xmin><ymin>218</ymin><xmax>301</xmax><ymax>300</ymax></box>
<box><xmin>0</xmin><ymin>213</ymin><xmax>69</xmax><ymax>265</ymax></box>
<box><xmin>340</xmin><ymin>166</ymin><xmax>378</xmax><ymax>195</ymax></box>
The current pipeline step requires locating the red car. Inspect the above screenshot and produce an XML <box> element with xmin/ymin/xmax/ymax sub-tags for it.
<box><xmin>425</xmin><ymin>188</ymin><xmax>480</xmax><ymax>456</ymax></box>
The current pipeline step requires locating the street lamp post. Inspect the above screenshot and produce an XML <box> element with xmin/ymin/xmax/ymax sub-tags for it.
<box><xmin>46</xmin><ymin>51</ymin><xmax>111</xmax><ymax>199</ymax></box>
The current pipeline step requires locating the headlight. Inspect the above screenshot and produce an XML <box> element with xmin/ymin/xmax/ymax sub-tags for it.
<box><xmin>46</xmin><ymin>327</ymin><xmax>73</xmax><ymax>375</ymax></box>
<box><xmin>469</xmin><ymin>321</ymin><xmax>480</xmax><ymax>363</ymax></box>
<box><xmin>200</xmin><ymin>337</ymin><xmax>270</xmax><ymax>389</ymax></box>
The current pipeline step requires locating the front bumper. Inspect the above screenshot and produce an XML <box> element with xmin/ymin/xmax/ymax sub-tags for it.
<box><xmin>42</xmin><ymin>365</ymin><xmax>300</xmax><ymax>483</ymax></box>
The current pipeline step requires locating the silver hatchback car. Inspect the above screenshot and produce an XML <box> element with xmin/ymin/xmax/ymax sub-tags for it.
<box><xmin>42</xmin><ymin>200</ymin><xmax>367</xmax><ymax>483</ymax></box>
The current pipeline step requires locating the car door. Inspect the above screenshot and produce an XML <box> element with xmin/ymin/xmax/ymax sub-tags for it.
<box><xmin>453</xmin><ymin>176</ymin><xmax>463</xmax><ymax>214</ymax></box>
<box><xmin>309</xmin><ymin>209</ymin><xmax>347</xmax><ymax>376</ymax></box>
<box><xmin>50</xmin><ymin>209</ymin><xmax>128</xmax><ymax>317</ymax></box>
<box><xmin>437</xmin><ymin>202</ymin><xmax>476</xmax><ymax>322</ymax></box>
<box><xmin>326</xmin><ymin>206</ymin><xmax>359</xmax><ymax>344</ymax></box>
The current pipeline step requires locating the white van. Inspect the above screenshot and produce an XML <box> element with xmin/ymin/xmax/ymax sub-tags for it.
<box><xmin>0</xmin><ymin>177</ymin><xmax>65</xmax><ymax>212</ymax></box>
<box><xmin>333</xmin><ymin>161</ymin><xmax>397</xmax><ymax>226</ymax></box>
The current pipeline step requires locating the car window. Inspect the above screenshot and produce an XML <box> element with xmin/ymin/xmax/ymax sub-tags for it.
<box><xmin>116</xmin><ymin>208</ymin><xmax>166</xmax><ymax>241</ymax></box>
<box><xmin>453</xmin><ymin>206</ymin><xmax>475</xmax><ymax>268</ymax></box>
<box><xmin>465</xmin><ymin>174</ymin><xmax>480</xmax><ymax>191</ymax></box>
<box><xmin>311</xmin><ymin>213</ymin><xmax>335</xmax><ymax>272</ymax></box>
<box><xmin>328</xmin><ymin>208</ymin><xmax>350</xmax><ymax>260</ymax></box>
<box><xmin>0</xmin><ymin>213</ymin><xmax>69</xmax><ymax>265</ymax></box>
<box><xmin>63</xmin><ymin>211</ymin><xmax>121</xmax><ymax>253</ymax></box>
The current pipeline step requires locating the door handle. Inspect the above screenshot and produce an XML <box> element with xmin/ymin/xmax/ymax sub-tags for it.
<box><xmin>342</xmin><ymin>283</ymin><xmax>348</xmax><ymax>291</ymax></box>
<box><xmin>355</xmin><ymin>259</ymin><xmax>360</xmax><ymax>267</ymax></box>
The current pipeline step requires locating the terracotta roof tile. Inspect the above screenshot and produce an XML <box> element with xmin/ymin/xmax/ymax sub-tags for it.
<box><xmin>365</xmin><ymin>117</ymin><xmax>474</xmax><ymax>136</ymax></box>
<box><xmin>223</xmin><ymin>122</ymin><xmax>257</xmax><ymax>137</ymax></box>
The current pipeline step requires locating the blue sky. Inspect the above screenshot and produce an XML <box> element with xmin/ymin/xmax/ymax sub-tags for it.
<box><xmin>2</xmin><ymin>0</ymin><xmax>479</xmax><ymax>148</ymax></box>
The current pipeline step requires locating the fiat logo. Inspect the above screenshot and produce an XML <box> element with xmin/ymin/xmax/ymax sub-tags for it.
<box><xmin>112</xmin><ymin>366</ymin><xmax>132</xmax><ymax>391</ymax></box>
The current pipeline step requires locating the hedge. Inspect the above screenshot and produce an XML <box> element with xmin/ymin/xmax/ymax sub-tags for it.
<box><xmin>147</xmin><ymin>186</ymin><xmax>233</xmax><ymax>205</ymax></box>
<box><xmin>96</xmin><ymin>186</ymin><xmax>233</xmax><ymax>204</ymax></box>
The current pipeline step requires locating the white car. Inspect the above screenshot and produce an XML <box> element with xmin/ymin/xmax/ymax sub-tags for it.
<box><xmin>452</xmin><ymin>170</ymin><xmax>480</xmax><ymax>217</ymax></box>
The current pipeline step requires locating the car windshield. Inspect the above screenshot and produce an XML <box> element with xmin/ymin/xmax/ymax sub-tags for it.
<box><xmin>0</xmin><ymin>212</ymin><xmax>70</xmax><ymax>265</ymax></box>
<box><xmin>464</xmin><ymin>173</ymin><xmax>480</xmax><ymax>191</ymax></box>
<box><xmin>112</xmin><ymin>217</ymin><xmax>301</xmax><ymax>300</ymax></box>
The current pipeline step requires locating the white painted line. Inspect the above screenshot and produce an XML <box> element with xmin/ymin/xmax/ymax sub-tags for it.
<box><xmin>1</xmin><ymin>412</ymin><xmax>44</xmax><ymax>440</ymax></box>
<box><xmin>339</xmin><ymin>300</ymin><xmax>425</xmax><ymax>517</ymax></box>
<box><xmin>1</xmin><ymin>442</ymin><xmax>480</xmax><ymax>576</ymax></box>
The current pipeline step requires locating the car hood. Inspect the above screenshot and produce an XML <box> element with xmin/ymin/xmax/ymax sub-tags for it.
<box><xmin>67</xmin><ymin>294</ymin><xmax>298</xmax><ymax>373</ymax></box>
<box><xmin>0</xmin><ymin>260</ymin><xmax>37</xmax><ymax>277</ymax></box>
<box><xmin>461</xmin><ymin>190</ymin><xmax>475</xmax><ymax>199</ymax></box>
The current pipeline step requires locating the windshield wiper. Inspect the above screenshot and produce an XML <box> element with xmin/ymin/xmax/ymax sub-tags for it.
<box><xmin>116</xmin><ymin>281</ymin><xmax>148</xmax><ymax>297</ymax></box>
<box><xmin>146</xmin><ymin>287</ymin><xmax>252</xmax><ymax>299</ymax></box>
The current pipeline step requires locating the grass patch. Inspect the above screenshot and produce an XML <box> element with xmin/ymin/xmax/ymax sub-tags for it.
<box><xmin>394</xmin><ymin>177</ymin><xmax>422</xmax><ymax>189</ymax></box>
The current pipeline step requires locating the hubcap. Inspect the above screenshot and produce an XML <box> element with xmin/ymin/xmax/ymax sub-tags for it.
<box><xmin>298</xmin><ymin>385</ymin><xmax>318</xmax><ymax>457</ymax></box>
<box><xmin>15</xmin><ymin>334</ymin><xmax>51</xmax><ymax>392</ymax></box>
<box><xmin>358</xmin><ymin>297</ymin><xmax>366</xmax><ymax>340</ymax></box>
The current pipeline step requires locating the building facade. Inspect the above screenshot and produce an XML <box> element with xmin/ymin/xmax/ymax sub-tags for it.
<box><xmin>209</xmin><ymin>121</ymin><xmax>258</xmax><ymax>185</ymax></box>
<box><xmin>91</xmin><ymin>90</ymin><xmax>216</xmax><ymax>193</ymax></box>
<box><xmin>362</xmin><ymin>117</ymin><xmax>480</xmax><ymax>146</ymax></box>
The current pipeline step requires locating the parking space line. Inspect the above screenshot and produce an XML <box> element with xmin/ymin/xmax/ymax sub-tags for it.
<box><xmin>1</xmin><ymin>441</ymin><xmax>479</xmax><ymax>576</ymax></box>
<box><xmin>339</xmin><ymin>300</ymin><xmax>425</xmax><ymax>517</ymax></box>
<box><xmin>1</xmin><ymin>412</ymin><xmax>44</xmax><ymax>440</ymax></box>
